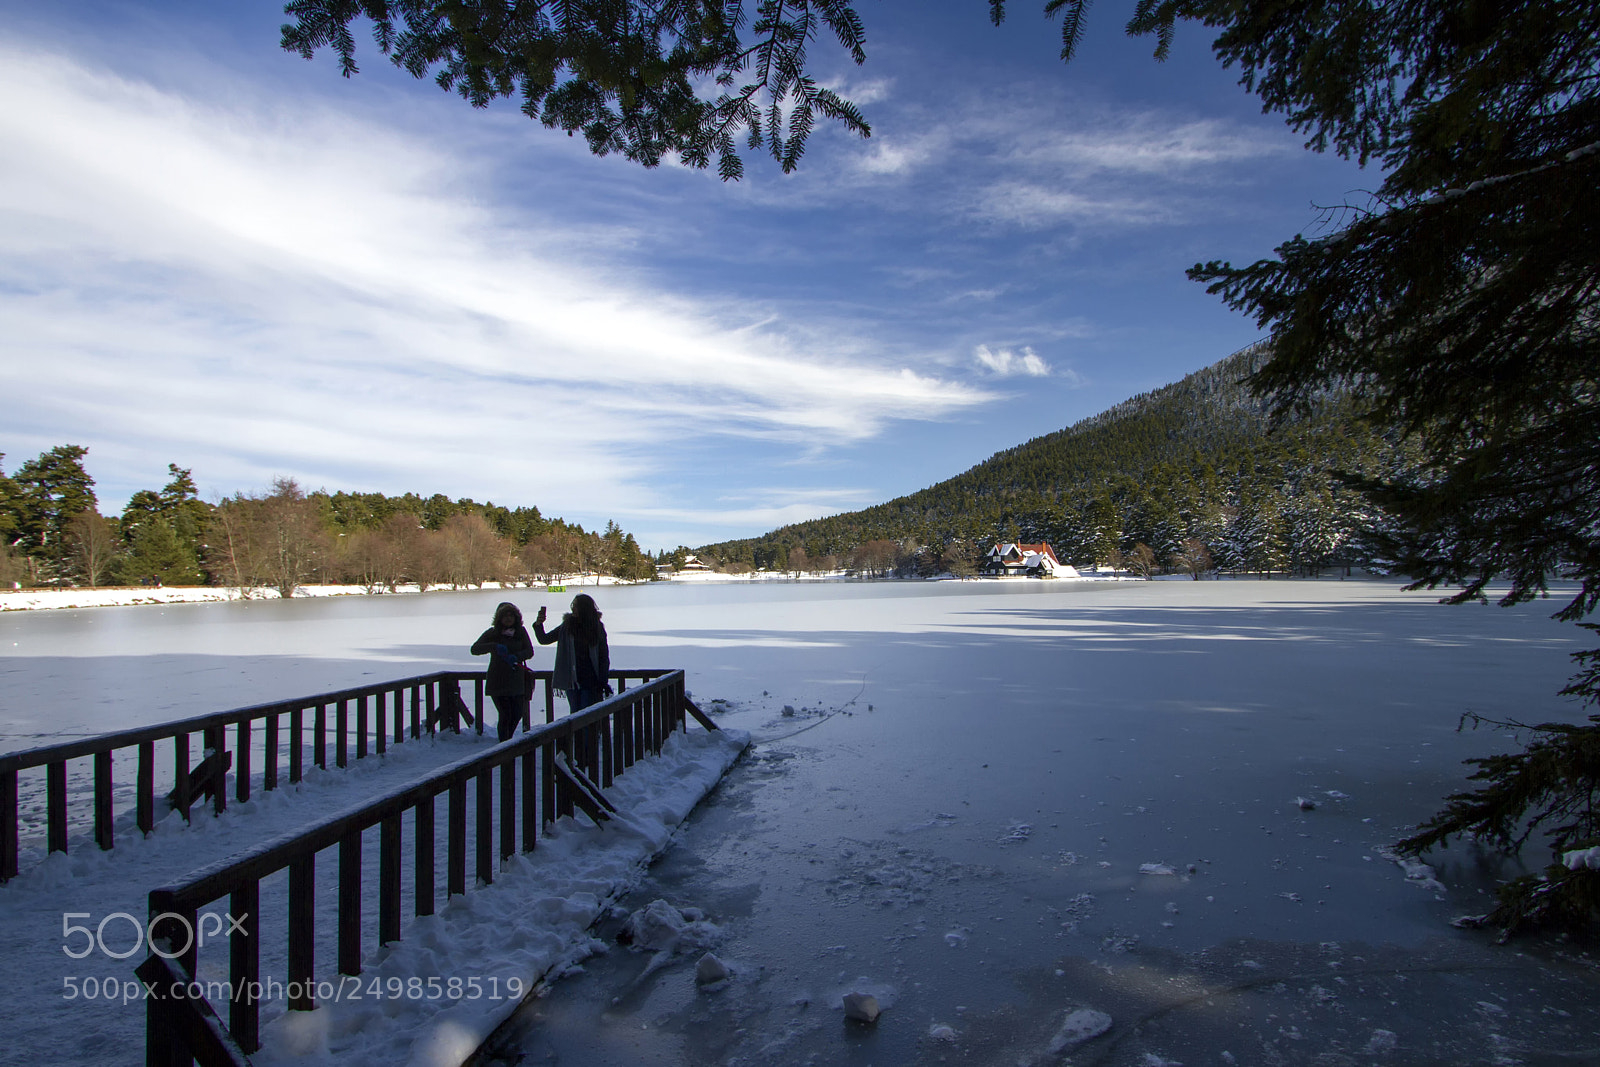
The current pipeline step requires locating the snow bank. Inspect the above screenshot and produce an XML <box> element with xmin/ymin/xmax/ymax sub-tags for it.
<box><xmin>0</xmin><ymin>577</ymin><xmax>637</xmax><ymax>612</ymax></box>
<box><xmin>1562</xmin><ymin>846</ymin><xmax>1600</xmax><ymax>870</ymax></box>
<box><xmin>253</xmin><ymin>727</ymin><xmax>748</xmax><ymax>1067</ymax></box>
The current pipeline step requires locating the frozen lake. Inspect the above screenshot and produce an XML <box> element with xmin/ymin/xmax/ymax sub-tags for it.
<box><xmin>4</xmin><ymin>577</ymin><xmax>1600</xmax><ymax>1064</ymax></box>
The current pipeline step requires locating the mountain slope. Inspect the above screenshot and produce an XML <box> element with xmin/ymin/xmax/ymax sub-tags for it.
<box><xmin>697</xmin><ymin>344</ymin><xmax>1407</xmax><ymax>575</ymax></box>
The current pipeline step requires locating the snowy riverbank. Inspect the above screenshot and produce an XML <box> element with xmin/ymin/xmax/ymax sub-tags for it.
<box><xmin>0</xmin><ymin>576</ymin><xmax>635</xmax><ymax>612</ymax></box>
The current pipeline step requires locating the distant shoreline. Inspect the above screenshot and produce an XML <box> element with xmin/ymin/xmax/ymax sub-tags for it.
<box><xmin>0</xmin><ymin>577</ymin><xmax>625</xmax><ymax>612</ymax></box>
<box><xmin>0</xmin><ymin>570</ymin><xmax>1132</xmax><ymax>611</ymax></box>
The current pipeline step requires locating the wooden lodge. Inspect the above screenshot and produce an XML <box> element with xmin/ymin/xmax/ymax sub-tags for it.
<box><xmin>982</xmin><ymin>541</ymin><xmax>1073</xmax><ymax>578</ymax></box>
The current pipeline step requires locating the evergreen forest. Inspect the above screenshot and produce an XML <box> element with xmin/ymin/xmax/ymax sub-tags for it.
<box><xmin>696</xmin><ymin>344</ymin><xmax>1415</xmax><ymax>578</ymax></box>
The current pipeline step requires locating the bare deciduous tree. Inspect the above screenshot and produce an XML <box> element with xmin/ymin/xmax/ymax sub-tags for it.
<box><xmin>1170</xmin><ymin>538</ymin><xmax>1213</xmax><ymax>580</ymax></box>
<box><xmin>66</xmin><ymin>511</ymin><xmax>119</xmax><ymax>588</ymax></box>
<box><xmin>442</xmin><ymin>512</ymin><xmax>509</xmax><ymax>588</ymax></box>
<box><xmin>1127</xmin><ymin>542</ymin><xmax>1158</xmax><ymax>579</ymax></box>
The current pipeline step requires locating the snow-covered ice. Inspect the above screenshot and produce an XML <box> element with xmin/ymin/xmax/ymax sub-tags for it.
<box><xmin>6</xmin><ymin>577</ymin><xmax>1600</xmax><ymax>1066</ymax></box>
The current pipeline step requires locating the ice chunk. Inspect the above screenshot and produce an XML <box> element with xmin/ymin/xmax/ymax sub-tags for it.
<box><xmin>619</xmin><ymin>899</ymin><xmax>721</xmax><ymax>955</ymax></box>
<box><xmin>1371</xmin><ymin>844</ymin><xmax>1447</xmax><ymax>893</ymax></box>
<box><xmin>1047</xmin><ymin>1008</ymin><xmax>1112</xmax><ymax>1053</ymax></box>
<box><xmin>1139</xmin><ymin>862</ymin><xmax>1177</xmax><ymax>876</ymax></box>
<box><xmin>842</xmin><ymin>992</ymin><xmax>881</xmax><ymax>1022</ymax></box>
<box><xmin>1365</xmin><ymin>1029</ymin><xmax>1398</xmax><ymax>1054</ymax></box>
<box><xmin>695</xmin><ymin>952</ymin><xmax>730</xmax><ymax>985</ymax></box>
<box><xmin>621</xmin><ymin>899</ymin><xmax>689</xmax><ymax>950</ymax></box>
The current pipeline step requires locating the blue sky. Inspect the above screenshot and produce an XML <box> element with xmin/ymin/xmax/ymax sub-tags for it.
<box><xmin>0</xmin><ymin>1</ymin><xmax>1372</xmax><ymax>550</ymax></box>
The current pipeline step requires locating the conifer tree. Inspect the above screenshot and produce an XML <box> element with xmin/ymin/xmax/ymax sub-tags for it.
<box><xmin>1016</xmin><ymin>0</ymin><xmax>1600</xmax><ymax>931</ymax></box>
<box><xmin>281</xmin><ymin>0</ymin><xmax>870</xmax><ymax>179</ymax></box>
<box><xmin>11</xmin><ymin>445</ymin><xmax>97</xmax><ymax>578</ymax></box>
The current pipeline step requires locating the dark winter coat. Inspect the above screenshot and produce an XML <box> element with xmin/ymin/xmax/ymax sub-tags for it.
<box><xmin>534</xmin><ymin>617</ymin><xmax>609</xmax><ymax>693</ymax></box>
<box><xmin>471</xmin><ymin>603</ymin><xmax>535</xmax><ymax>697</ymax></box>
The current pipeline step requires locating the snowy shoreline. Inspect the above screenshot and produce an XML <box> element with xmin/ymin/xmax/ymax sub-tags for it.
<box><xmin>0</xmin><ymin>571</ymin><xmax>1121</xmax><ymax>612</ymax></box>
<box><xmin>0</xmin><ymin>578</ymin><xmax>634</xmax><ymax>612</ymax></box>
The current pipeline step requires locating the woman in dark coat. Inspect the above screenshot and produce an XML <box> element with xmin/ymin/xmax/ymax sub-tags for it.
<box><xmin>534</xmin><ymin>593</ymin><xmax>611</xmax><ymax>714</ymax></box>
<box><xmin>471</xmin><ymin>601</ymin><xmax>535</xmax><ymax>741</ymax></box>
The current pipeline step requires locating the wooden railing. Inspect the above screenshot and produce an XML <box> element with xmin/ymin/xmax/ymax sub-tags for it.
<box><xmin>141</xmin><ymin>669</ymin><xmax>717</xmax><ymax>1066</ymax></box>
<box><xmin>0</xmin><ymin>669</ymin><xmax>672</xmax><ymax>882</ymax></box>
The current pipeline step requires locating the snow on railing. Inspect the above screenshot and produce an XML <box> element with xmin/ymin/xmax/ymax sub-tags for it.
<box><xmin>0</xmin><ymin>669</ymin><xmax>673</xmax><ymax>882</ymax></box>
<box><xmin>138</xmin><ymin>670</ymin><xmax>715</xmax><ymax>1065</ymax></box>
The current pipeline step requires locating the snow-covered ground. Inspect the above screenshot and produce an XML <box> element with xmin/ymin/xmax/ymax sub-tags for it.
<box><xmin>0</xmin><ymin>576</ymin><xmax>632</xmax><ymax>613</ymax></box>
<box><xmin>4</xmin><ymin>578</ymin><xmax>1599</xmax><ymax>1066</ymax></box>
<box><xmin>0</xmin><ymin>706</ymin><xmax>745</xmax><ymax>1067</ymax></box>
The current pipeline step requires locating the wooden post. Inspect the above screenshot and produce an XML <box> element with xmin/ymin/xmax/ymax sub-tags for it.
<box><xmin>264</xmin><ymin>712</ymin><xmax>278</xmax><ymax>792</ymax></box>
<box><xmin>544</xmin><ymin>683</ymin><xmax>555</xmax><ymax>724</ymax></box>
<box><xmin>474</xmin><ymin>677</ymin><xmax>485</xmax><ymax>737</ymax></box>
<box><xmin>415</xmin><ymin>796</ymin><xmax>435</xmax><ymax>918</ymax></box>
<box><xmin>356</xmin><ymin>694</ymin><xmax>368</xmax><ymax>761</ymax></box>
<box><xmin>336</xmin><ymin>699</ymin><xmax>348</xmax><ymax>769</ymax></box>
<box><xmin>235</xmin><ymin>719</ymin><xmax>251</xmax><ymax>804</ymax></box>
<box><xmin>145</xmin><ymin>890</ymin><xmax>203</xmax><ymax>1067</ymax></box>
<box><xmin>290</xmin><ymin>707</ymin><xmax>304</xmax><ymax>784</ymax></box>
<box><xmin>148</xmin><ymin>890</ymin><xmax>198</xmax><ymax>980</ymax></box>
<box><xmin>412</xmin><ymin>684</ymin><xmax>422</xmax><ymax>739</ymax></box>
<box><xmin>476</xmin><ymin>769</ymin><xmax>493</xmax><ymax>885</ymax></box>
<box><xmin>447</xmin><ymin>781</ymin><xmax>466</xmax><ymax>897</ymax></box>
<box><xmin>230</xmin><ymin>879</ymin><xmax>261</xmax><ymax>1052</ymax></box>
<box><xmin>288</xmin><ymin>854</ymin><xmax>314</xmax><ymax>1010</ymax></box>
<box><xmin>426</xmin><ymin>685</ymin><xmax>437</xmax><ymax>738</ymax></box>
<box><xmin>315</xmin><ymin>705</ymin><xmax>327</xmax><ymax>769</ymax></box>
<box><xmin>380</xmin><ymin>814</ymin><xmax>401</xmax><ymax>945</ymax></box>
<box><xmin>499</xmin><ymin>761</ymin><xmax>515</xmax><ymax>861</ymax></box>
<box><xmin>338</xmin><ymin>829</ymin><xmax>361</xmax><ymax>975</ymax></box>
<box><xmin>555</xmin><ymin>736</ymin><xmax>573</xmax><ymax>820</ymax></box>
<box><xmin>618</xmin><ymin>699</ymin><xmax>633</xmax><ymax>770</ymax></box>
<box><xmin>375</xmin><ymin>691</ymin><xmax>386</xmax><ymax>755</ymax></box>
<box><xmin>521</xmin><ymin>751</ymin><xmax>537</xmax><ymax>853</ymax></box>
<box><xmin>94</xmin><ymin>750</ymin><xmax>114</xmax><ymax>851</ymax></box>
<box><xmin>173</xmin><ymin>733</ymin><xmax>191</xmax><ymax>823</ymax></box>
<box><xmin>205</xmin><ymin>726</ymin><xmax>226</xmax><ymax>815</ymax></box>
<box><xmin>601</xmin><ymin>714</ymin><xmax>614</xmax><ymax>788</ymax></box>
<box><xmin>542</xmin><ymin>741</ymin><xmax>557</xmax><ymax>824</ymax></box>
<box><xmin>137</xmin><ymin>741</ymin><xmax>155</xmax><ymax>836</ymax></box>
<box><xmin>141</xmin><ymin>951</ymin><xmax>186</xmax><ymax>1067</ymax></box>
<box><xmin>1</xmin><ymin>768</ymin><xmax>17</xmax><ymax>880</ymax></box>
<box><xmin>47</xmin><ymin>760</ymin><xmax>67</xmax><ymax>855</ymax></box>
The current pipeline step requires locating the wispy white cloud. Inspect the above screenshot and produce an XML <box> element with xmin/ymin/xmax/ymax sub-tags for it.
<box><xmin>0</xmin><ymin>41</ymin><xmax>995</xmax><ymax>527</ymax></box>
<box><xmin>974</xmin><ymin>344</ymin><xmax>1051</xmax><ymax>378</ymax></box>
<box><xmin>786</xmin><ymin>81</ymin><xmax>1295</xmax><ymax>232</ymax></box>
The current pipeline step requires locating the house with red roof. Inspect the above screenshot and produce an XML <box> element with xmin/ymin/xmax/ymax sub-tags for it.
<box><xmin>983</xmin><ymin>542</ymin><xmax>1074</xmax><ymax>578</ymax></box>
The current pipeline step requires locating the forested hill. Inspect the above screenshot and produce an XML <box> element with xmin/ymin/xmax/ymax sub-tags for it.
<box><xmin>696</xmin><ymin>344</ymin><xmax>1409</xmax><ymax>576</ymax></box>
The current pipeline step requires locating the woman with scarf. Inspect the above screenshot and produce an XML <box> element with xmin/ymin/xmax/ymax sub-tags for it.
<box><xmin>534</xmin><ymin>593</ymin><xmax>611</xmax><ymax>714</ymax></box>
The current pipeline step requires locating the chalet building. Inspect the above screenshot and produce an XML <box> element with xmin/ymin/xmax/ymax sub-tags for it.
<box><xmin>983</xmin><ymin>542</ymin><xmax>1074</xmax><ymax>578</ymax></box>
